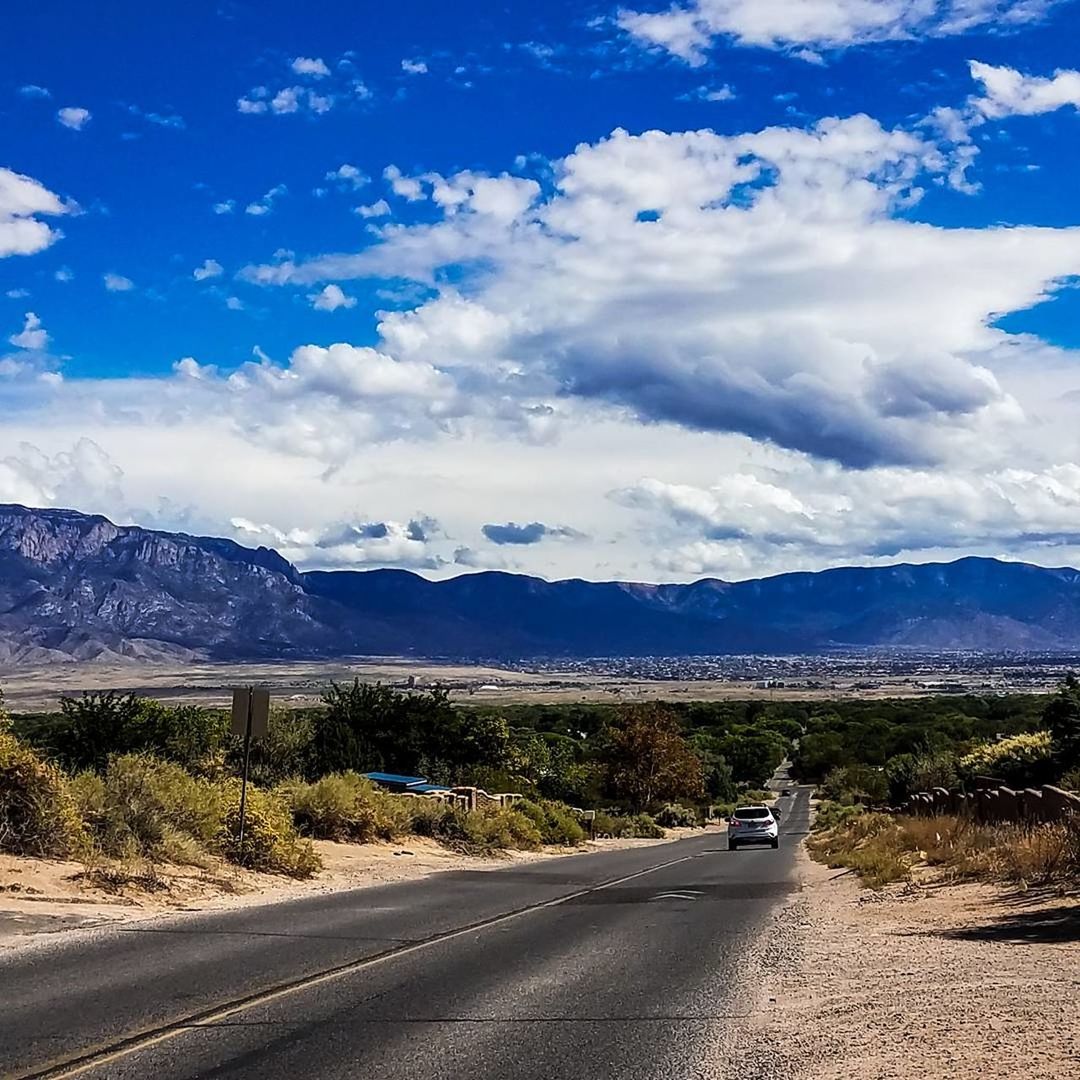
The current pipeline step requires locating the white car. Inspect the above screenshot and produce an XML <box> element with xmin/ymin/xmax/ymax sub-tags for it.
<box><xmin>727</xmin><ymin>805</ymin><xmax>779</xmax><ymax>850</ymax></box>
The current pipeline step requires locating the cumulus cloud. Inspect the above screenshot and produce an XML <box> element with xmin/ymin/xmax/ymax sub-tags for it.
<box><xmin>616</xmin><ymin>461</ymin><xmax>1080</xmax><ymax>577</ymax></box>
<box><xmin>230</xmin><ymin>515</ymin><xmax>444</xmax><ymax>569</ymax></box>
<box><xmin>7</xmin><ymin>311</ymin><xmax>49</xmax><ymax>351</ymax></box>
<box><xmin>355</xmin><ymin>199</ymin><xmax>391</xmax><ymax>218</ymax></box>
<box><xmin>291</xmin><ymin>56</ymin><xmax>330</xmax><ymax>77</ymax></box>
<box><xmin>245</xmin><ymin>185</ymin><xmax>287</xmax><ymax>216</ymax></box>
<box><xmin>325</xmin><ymin>163</ymin><xmax>368</xmax><ymax>190</ymax></box>
<box><xmin>0</xmin><ymin>167</ymin><xmax>68</xmax><ymax>258</ymax></box>
<box><xmin>103</xmin><ymin>273</ymin><xmax>134</xmax><ymax>292</ymax></box>
<box><xmin>402</xmin><ymin>58</ymin><xmax>429</xmax><ymax>75</ymax></box>
<box><xmin>969</xmin><ymin>59</ymin><xmax>1080</xmax><ymax>118</ymax></box>
<box><xmin>309</xmin><ymin>284</ymin><xmax>357</xmax><ymax>311</ymax></box>
<box><xmin>242</xmin><ymin>114</ymin><xmax>1080</xmax><ymax>469</ymax></box>
<box><xmin>383</xmin><ymin>165</ymin><xmax>425</xmax><ymax>201</ymax></box>
<box><xmin>238</xmin><ymin>85</ymin><xmax>334</xmax><ymax>116</ymax></box>
<box><xmin>193</xmin><ymin>258</ymin><xmax>223</xmax><ymax>281</ymax></box>
<box><xmin>18</xmin><ymin>84</ymin><xmax>51</xmax><ymax>99</ymax></box>
<box><xmin>212</xmin><ymin>200</ymin><xmax>235</xmax><ymax>215</ymax></box>
<box><xmin>57</xmin><ymin>106</ymin><xmax>91</xmax><ymax>129</ymax></box>
<box><xmin>618</xmin><ymin>0</ymin><xmax>1061</xmax><ymax>64</ymax></box>
<box><xmin>0</xmin><ymin>438</ymin><xmax>124</xmax><ymax>512</ymax></box>
<box><xmin>481</xmin><ymin>521</ymin><xmax>582</xmax><ymax>545</ymax></box>
<box><xmin>680</xmin><ymin>84</ymin><xmax>737</xmax><ymax>102</ymax></box>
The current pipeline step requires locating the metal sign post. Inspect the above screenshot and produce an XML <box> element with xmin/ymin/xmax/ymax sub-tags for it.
<box><xmin>231</xmin><ymin>688</ymin><xmax>270</xmax><ymax>855</ymax></box>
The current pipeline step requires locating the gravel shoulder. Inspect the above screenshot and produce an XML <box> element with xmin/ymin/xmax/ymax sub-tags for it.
<box><xmin>733</xmin><ymin>848</ymin><xmax>1080</xmax><ymax>1080</ymax></box>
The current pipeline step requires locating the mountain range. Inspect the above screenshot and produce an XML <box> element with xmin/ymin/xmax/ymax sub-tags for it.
<box><xmin>3</xmin><ymin>503</ymin><xmax>1080</xmax><ymax>664</ymax></box>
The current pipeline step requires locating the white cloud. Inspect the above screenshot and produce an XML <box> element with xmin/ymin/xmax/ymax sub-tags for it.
<box><xmin>103</xmin><ymin>273</ymin><xmax>134</xmax><ymax>292</ymax></box>
<box><xmin>681</xmin><ymin>83</ymin><xmax>737</xmax><ymax>102</ymax></box>
<box><xmin>18</xmin><ymin>84</ymin><xmax>51</xmax><ymax>99</ymax></box>
<box><xmin>384</xmin><ymin>165</ymin><xmax>425</xmax><ymax>201</ymax></box>
<box><xmin>310</xmin><ymin>284</ymin><xmax>357</xmax><ymax>311</ymax></box>
<box><xmin>231</xmin><ymin>515</ymin><xmax>443</xmax><ymax>569</ymax></box>
<box><xmin>618</xmin><ymin>1</ymin><xmax>1061</xmax><ymax>64</ymax></box>
<box><xmin>212</xmin><ymin>200</ymin><xmax>235</xmax><ymax>215</ymax></box>
<box><xmin>225</xmin><ymin>296</ymin><xmax>245</xmax><ymax>311</ymax></box>
<box><xmin>238</xmin><ymin>61</ymin><xmax>347</xmax><ymax>117</ymax></box>
<box><xmin>291</xmin><ymin>56</ymin><xmax>330</xmax><ymax>77</ymax></box>
<box><xmin>245</xmin><ymin>185</ymin><xmax>287</xmax><ymax>216</ymax></box>
<box><xmin>616</xmin><ymin>460</ymin><xmax>1080</xmax><ymax>577</ymax></box>
<box><xmin>969</xmin><ymin>59</ymin><xmax>1080</xmax><ymax>118</ymax></box>
<box><xmin>355</xmin><ymin>199</ymin><xmax>391</xmax><ymax>218</ymax></box>
<box><xmin>57</xmin><ymin>106</ymin><xmax>91</xmax><ymax>130</ymax></box>
<box><xmin>54</xmin><ymin>266</ymin><xmax>73</xmax><ymax>282</ymax></box>
<box><xmin>243</xmin><ymin>116</ymin><xmax>1080</xmax><ymax>470</ymax></box>
<box><xmin>0</xmin><ymin>167</ymin><xmax>67</xmax><ymax>257</ymax></box>
<box><xmin>193</xmin><ymin>258</ymin><xmax>223</xmax><ymax>281</ymax></box>
<box><xmin>8</xmin><ymin>311</ymin><xmax>48</xmax><ymax>351</ymax></box>
<box><xmin>17</xmin><ymin>71</ymin><xmax>1080</xmax><ymax>582</ymax></box>
<box><xmin>0</xmin><ymin>438</ymin><xmax>124</xmax><ymax>512</ymax></box>
<box><xmin>5</xmin><ymin>288</ymin><xmax>29</xmax><ymax>299</ymax></box>
<box><xmin>402</xmin><ymin>58</ymin><xmax>429</xmax><ymax>75</ymax></box>
<box><xmin>326</xmin><ymin>163</ymin><xmax>368</xmax><ymax>190</ymax></box>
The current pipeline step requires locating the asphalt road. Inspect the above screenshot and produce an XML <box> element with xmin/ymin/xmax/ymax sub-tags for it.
<box><xmin>1</xmin><ymin>788</ymin><xmax>811</xmax><ymax>1080</ymax></box>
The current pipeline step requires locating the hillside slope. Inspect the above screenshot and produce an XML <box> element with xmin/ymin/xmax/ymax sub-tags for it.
<box><xmin>3</xmin><ymin>504</ymin><xmax>1080</xmax><ymax>660</ymax></box>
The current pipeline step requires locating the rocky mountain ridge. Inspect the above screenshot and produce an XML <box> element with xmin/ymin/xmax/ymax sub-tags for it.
<box><xmin>3</xmin><ymin>503</ymin><xmax>1080</xmax><ymax>663</ymax></box>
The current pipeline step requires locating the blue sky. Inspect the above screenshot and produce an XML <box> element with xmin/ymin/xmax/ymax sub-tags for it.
<box><xmin>4</xmin><ymin>1</ymin><xmax>1080</xmax><ymax>581</ymax></box>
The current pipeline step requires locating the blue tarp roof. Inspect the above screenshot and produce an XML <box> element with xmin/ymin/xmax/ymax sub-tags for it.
<box><xmin>405</xmin><ymin>782</ymin><xmax>452</xmax><ymax>794</ymax></box>
<box><xmin>363</xmin><ymin>771</ymin><xmax>427</xmax><ymax>786</ymax></box>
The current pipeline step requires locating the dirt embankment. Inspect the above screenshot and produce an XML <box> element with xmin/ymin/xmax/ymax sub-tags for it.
<box><xmin>733</xmin><ymin>851</ymin><xmax>1080</xmax><ymax>1080</ymax></box>
<box><xmin>0</xmin><ymin>828</ymin><xmax>704</xmax><ymax>950</ymax></box>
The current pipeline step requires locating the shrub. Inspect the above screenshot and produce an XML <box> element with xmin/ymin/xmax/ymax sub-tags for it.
<box><xmin>459</xmin><ymin>804</ymin><xmax>542</xmax><ymax>854</ymax></box>
<box><xmin>821</xmin><ymin>765</ymin><xmax>888</xmax><ymax>805</ymax></box>
<box><xmin>281</xmin><ymin>772</ymin><xmax>396</xmax><ymax>843</ymax></box>
<box><xmin>654</xmin><ymin>802</ymin><xmax>698</xmax><ymax>828</ymax></box>
<box><xmin>625</xmin><ymin>812</ymin><xmax>664</xmax><ymax>838</ymax></box>
<box><xmin>516</xmin><ymin>799</ymin><xmax>586</xmax><ymax>845</ymax></box>
<box><xmin>812</xmin><ymin>800</ymin><xmax>864</xmax><ymax>831</ymax></box>
<box><xmin>54</xmin><ymin>692</ymin><xmax>228</xmax><ymax>774</ymax></box>
<box><xmin>591</xmin><ymin>810</ymin><xmax>665</xmax><ymax>838</ymax></box>
<box><xmin>959</xmin><ymin>731</ymin><xmax>1056</xmax><ymax>790</ymax></box>
<box><xmin>808</xmin><ymin>812</ymin><xmax>916</xmax><ymax>888</ymax></box>
<box><xmin>71</xmin><ymin>754</ymin><xmax>224</xmax><ymax>864</ymax></box>
<box><xmin>216</xmin><ymin>783</ymin><xmax>320</xmax><ymax>878</ymax></box>
<box><xmin>0</xmin><ymin>731</ymin><xmax>87</xmax><ymax>857</ymax></box>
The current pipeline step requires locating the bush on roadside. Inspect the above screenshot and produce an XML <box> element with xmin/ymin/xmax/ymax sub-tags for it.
<box><xmin>808</xmin><ymin>812</ymin><xmax>915</xmax><ymax>888</ymax></box>
<box><xmin>70</xmin><ymin>754</ymin><xmax>224</xmax><ymax>864</ymax></box>
<box><xmin>516</xmin><ymin>798</ymin><xmax>586</xmax><ymax>845</ymax></box>
<box><xmin>959</xmin><ymin>731</ymin><xmax>1056</xmax><ymax>790</ymax></box>
<box><xmin>0</xmin><ymin>730</ymin><xmax>87</xmax><ymax>857</ymax></box>
<box><xmin>216</xmin><ymin>783</ymin><xmax>320</xmax><ymax>878</ymax></box>
<box><xmin>810</xmin><ymin>809</ymin><xmax>1080</xmax><ymax>890</ymax></box>
<box><xmin>280</xmin><ymin>772</ymin><xmax>405</xmax><ymax>843</ymax></box>
<box><xmin>812</xmin><ymin>800</ymin><xmax>864</xmax><ymax>831</ymax></box>
<box><xmin>591</xmin><ymin>810</ymin><xmax>665</xmax><ymax>839</ymax></box>
<box><xmin>654</xmin><ymin>802</ymin><xmax>698</xmax><ymax>828</ymax></box>
<box><xmin>458</xmin><ymin>803</ymin><xmax>543</xmax><ymax>854</ymax></box>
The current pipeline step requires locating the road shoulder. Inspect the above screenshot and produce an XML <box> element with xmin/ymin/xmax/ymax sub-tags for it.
<box><xmin>738</xmin><ymin>849</ymin><xmax>1080</xmax><ymax>1079</ymax></box>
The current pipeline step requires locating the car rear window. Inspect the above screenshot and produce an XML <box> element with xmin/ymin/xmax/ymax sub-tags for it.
<box><xmin>734</xmin><ymin>807</ymin><xmax>771</xmax><ymax>820</ymax></box>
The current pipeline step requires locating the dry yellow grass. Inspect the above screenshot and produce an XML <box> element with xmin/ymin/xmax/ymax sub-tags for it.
<box><xmin>810</xmin><ymin>809</ymin><xmax>1080</xmax><ymax>890</ymax></box>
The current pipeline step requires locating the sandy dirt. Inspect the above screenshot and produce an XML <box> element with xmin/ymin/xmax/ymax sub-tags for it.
<box><xmin>0</xmin><ymin>656</ymin><xmax>998</xmax><ymax>713</ymax></box>
<box><xmin>0</xmin><ymin>828</ymin><xmax>706</xmax><ymax>951</ymax></box>
<box><xmin>725</xmin><ymin>851</ymin><xmax>1080</xmax><ymax>1080</ymax></box>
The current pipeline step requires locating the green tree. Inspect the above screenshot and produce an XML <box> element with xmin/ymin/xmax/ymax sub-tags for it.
<box><xmin>600</xmin><ymin>703</ymin><xmax>705</xmax><ymax>811</ymax></box>
<box><xmin>310</xmin><ymin>681</ymin><xmax>510</xmax><ymax>781</ymax></box>
<box><xmin>1043</xmin><ymin>674</ymin><xmax>1080</xmax><ymax>776</ymax></box>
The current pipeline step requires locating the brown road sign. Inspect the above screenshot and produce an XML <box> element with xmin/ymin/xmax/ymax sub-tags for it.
<box><xmin>231</xmin><ymin>687</ymin><xmax>270</xmax><ymax>738</ymax></box>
